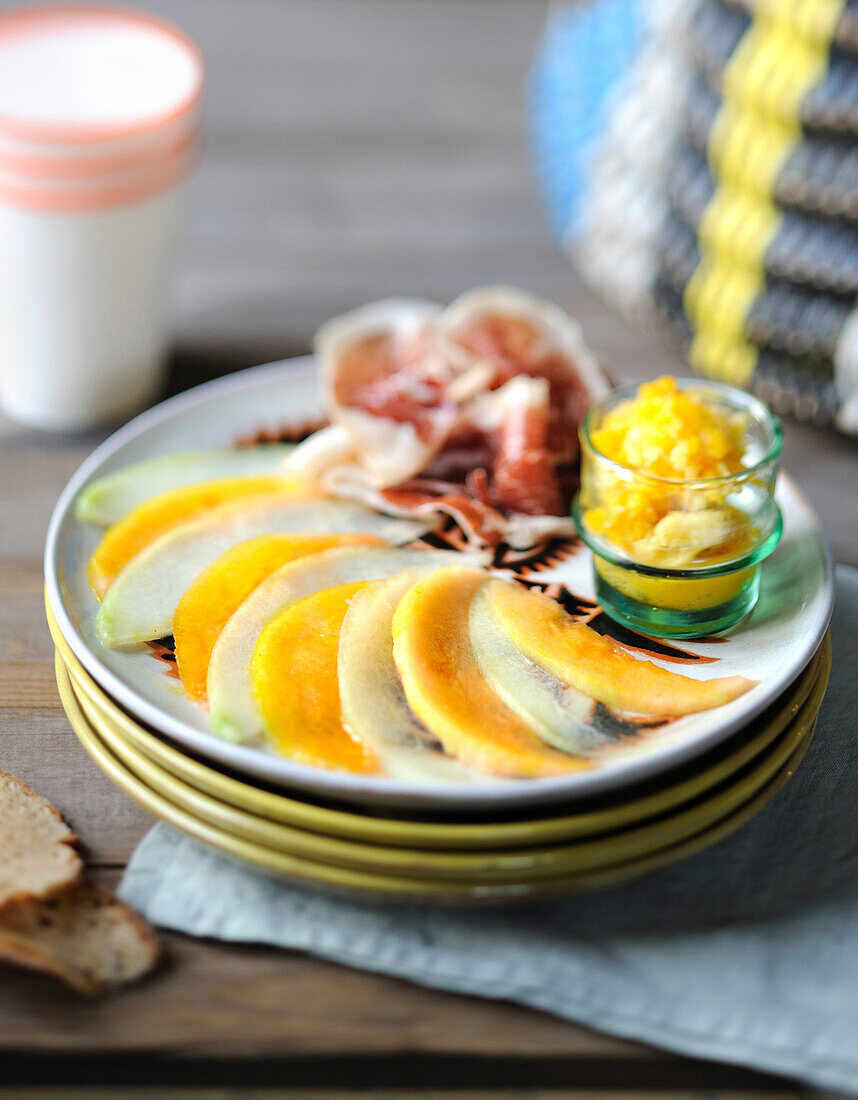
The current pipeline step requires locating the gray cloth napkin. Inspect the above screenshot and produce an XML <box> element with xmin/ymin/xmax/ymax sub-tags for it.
<box><xmin>121</xmin><ymin>565</ymin><xmax>858</xmax><ymax>1095</ymax></box>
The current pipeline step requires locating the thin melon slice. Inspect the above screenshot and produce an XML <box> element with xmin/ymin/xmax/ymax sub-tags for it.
<box><xmin>208</xmin><ymin>546</ymin><xmax>486</xmax><ymax>744</ymax></box>
<box><xmin>88</xmin><ymin>475</ymin><xmax>310</xmax><ymax>598</ymax></box>
<box><xmin>251</xmin><ymin>582</ymin><xmax>380</xmax><ymax>773</ymax></box>
<box><xmin>96</xmin><ymin>498</ymin><xmax>431</xmax><ymax>648</ymax></box>
<box><xmin>338</xmin><ymin>573</ymin><xmax>474</xmax><ymax>783</ymax></box>
<box><xmin>391</xmin><ymin>567</ymin><xmax>588</xmax><ymax>778</ymax></box>
<box><xmin>469</xmin><ymin>585</ymin><xmax>613</xmax><ymax>754</ymax></box>
<box><xmin>173</xmin><ymin>532</ymin><xmax>386</xmax><ymax>703</ymax></box>
<box><xmin>484</xmin><ymin>579</ymin><xmax>756</xmax><ymax>715</ymax></box>
<box><xmin>75</xmin><ymin>445</ymin><xmax>296</xmax><ymax>526</ymax></box>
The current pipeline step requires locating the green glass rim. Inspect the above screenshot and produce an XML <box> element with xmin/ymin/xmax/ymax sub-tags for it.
<box><xmin>572</xmin><ymin>495</ymin><xmax>784</xmax><ymax>580</ymax></box>
<box><xmin>579</xmin><ymin>379</ymin><xmax>784</xmax><ymax>489</ymax></box>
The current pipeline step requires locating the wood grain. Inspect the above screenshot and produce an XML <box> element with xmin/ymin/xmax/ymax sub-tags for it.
<box><xmin>0</xmin><ymin>663</ymin><xmax>62</xmax><ymax>709</ymax></box>
<box><xmin>0</xmin><ymin>0</ymin><xmax>851</xmax><ymax>1090</ymax></box>
<box><xmin>0</xmin><ymin>875</ymin><xmax>791</xmax><ymax>1090</ymax></box>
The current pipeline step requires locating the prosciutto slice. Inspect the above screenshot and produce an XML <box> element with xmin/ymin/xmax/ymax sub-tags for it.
<box><xmin>320</xmin><ymin>466</ymin><xmax>572</xmax><ymax>548</ymax></box>
<box><xmin>288</xmin><ymin>287</ymin><xmax>610</xmax><ymax>546</ymax></box>
<box><xmin>315</xmin><ymin>299</ymin><xmax>454</xmax><ymax>487</ymax></box>
<box><xmin>439</xmin><ymin>286</ymin><xmax>610</xmax><ymax>465</ymax></box>
<box><xmin>482</xmin><ymin>376</ymin><xmax>564</xmax><ymax>517</ymax></box>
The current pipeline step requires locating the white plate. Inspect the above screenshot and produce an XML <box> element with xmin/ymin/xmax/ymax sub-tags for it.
<box><xmin>45</xmin><ymin>357</ymin><xmax>834</xmax><ymax>811</ymax></box>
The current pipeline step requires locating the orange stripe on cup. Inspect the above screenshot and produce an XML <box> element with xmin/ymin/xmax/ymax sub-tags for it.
<box><xmin>0</xmin><ymin>105</ymin><xmax>200</xmax><ymax>159</ymax></box>
<box><xmin>0</xmin><ymin>123</ymin><xmax>199</xmax><ymax>179</ymax></box>
<box><xmin>0</xmin><ymin>148</ymin><xmax>197</xmax><ymax>212</ymax></box>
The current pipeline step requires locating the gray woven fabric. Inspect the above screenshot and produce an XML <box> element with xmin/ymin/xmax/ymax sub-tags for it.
<box><xmin>121</xmin><ymin>566</ymin><xmax>857</xmax><ymax>1095</ymax></box>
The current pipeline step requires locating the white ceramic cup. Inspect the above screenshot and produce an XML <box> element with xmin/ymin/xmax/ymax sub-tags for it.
<box><xmin>0</xmin><ymin>5</ymin><xmax>203</xmax><ymax>430</ymax></box>
<box><xmin>0</xmin><ymin>184</ymin><xmax>185</xmax><ymax>430</ymax></box>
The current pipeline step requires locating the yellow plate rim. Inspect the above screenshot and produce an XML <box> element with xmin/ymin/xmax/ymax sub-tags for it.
<box><xmin>51</xmin><ymin>597</ymin><xmax>830</xmax><ymax>851</ymax></box>
<box><xmin>66</xmin><ymin>655</ymin><xmax>826</xmax><ymax>880</ymax></box>
<box><xmin>58</xmin><ymin>651</ymin><xmax>826</xmax><ymax>885</ymax></box>
<box><xmin>56</xmin><ymin>654</ymin><xmax>816</xmax><ymax>901</ymax></box>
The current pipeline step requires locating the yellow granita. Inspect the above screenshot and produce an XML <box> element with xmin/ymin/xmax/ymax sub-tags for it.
<box><xmin>590</xmin><ymin>376</ymin><xmax>748</xmax><ymax>480</ymax></box>
<box><xmin>583</xmin><ymin>377</ymin><xmax>753</xmax><ymax>568</ymax></box>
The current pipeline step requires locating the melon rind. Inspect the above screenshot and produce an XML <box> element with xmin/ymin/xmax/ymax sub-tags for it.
<box><xmin>339</xmin><ymin>572</ymin><xmax>474</xmax><ymax>783</ymax></box>
<box><xmin>96</xmin><ymin>498</ymin><xmax>432</xmax><ymax>647</ymax></box>
<box><xmin>75</xmin><ymin>445</ymin><xmax>296</xmax><ymax>526</ymax></box>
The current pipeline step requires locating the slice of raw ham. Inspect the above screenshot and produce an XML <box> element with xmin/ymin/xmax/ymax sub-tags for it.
<box><xmin>321</xmin><ymin>466</ymin><xmax>574</xmax><ymax>548</ymax></box>
<box><xmin>491</xmin><ymin>378</ymin><xmax>562</xmax><ymax>514</ymax></box>
<box><xmin>439</xmin><ymin>286</ymin><xmax>610</xmax><ymax>464</ymax></box>
<box><xmin>298</xmin><ymin>288</ymin><xmax>609</xmax><ymax>545</ymax></box>
<box><xmin>466</xmin><ymin>375</ymin><xmax>564</xmax><ymax>517</ymax></box>
<box><xmin>319</xmin><ymin>465</ymin><xmax>505</xmax><ymax>545</ymax></box>
<box><xmin>315</xmin><ymin>298</ymin><xmax>454</xmax><ymax>487</ymax></box>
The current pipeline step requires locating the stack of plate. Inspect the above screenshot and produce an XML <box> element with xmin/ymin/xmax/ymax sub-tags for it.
<box><xmin>44</xmin><ymin>360</ymin><xmax>835</xmax><ymax>905</ymax></box>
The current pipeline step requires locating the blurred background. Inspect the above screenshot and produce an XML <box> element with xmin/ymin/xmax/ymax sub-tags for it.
<box><xmin>121</xmin><ymin>0</ymin><xmax>643</xmax><ymax>378</ymax></box>
<box><xmin>1</xmin><ymin>0</ymin><xmax>855</xmax><ymax>558</ymax></box>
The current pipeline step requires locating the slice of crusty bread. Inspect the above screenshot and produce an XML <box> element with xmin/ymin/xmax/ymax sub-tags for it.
<box><xmin>0</xmin><ymin>880</ymin><xmax>160</xmax><ymax>994</ymax></box>
<box><xmin>0</xmin><ymin>770</ymin><xmax>82</xmax><ymax>909</ymax></box>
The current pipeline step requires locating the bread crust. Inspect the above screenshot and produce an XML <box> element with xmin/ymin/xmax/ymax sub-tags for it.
<box><xmin>0</xmin><ymin>770</ymin><xmax>83</xmax><ymax>910</ymax></box>
<box><xmin>0</xmin><ymin>770</ymin><xmax>159</xmax><ymax>993</ymax></box>
<box><xmin>0</xmin><ymin>881</ymin><xmax>160</xmax><ymax>994</ymax></box>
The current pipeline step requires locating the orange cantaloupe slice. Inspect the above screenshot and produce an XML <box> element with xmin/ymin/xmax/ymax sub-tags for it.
<box><xmin>96</xmin><ymin>499</ymin><xmax>433</xmax><ymax>649</ymax></box>
<box><xmin>337</xmin><ymin>572</ymin><xmax>473</xmax><ymax>783</ymax></box>
<box><xmin>87</xmin><ymin>475</ymin><xmax>308</xmax><ymax>598</ymax></box>
<box><xmin>391</xmin><ymin>566</ymin><xmax>588</xmax><ymax>778</ymax></box>
<box><xmin>483</xmin><ymin>579</ymin><xmax>756</xmax><ymax>715</ymax></box>
<box><xmin>173</xmin><ymin>532</ymin><xmax>387</xmax><ymax>703</ymax></box>
<box><xmin>74</xmin><ymin>445</ymin><xmax>297</xmax><ymax>527</ymax></box>
<box><xmin>251</xmin><ymin>581</ymin><xmax>380</xmax><ymax>773</ymax></box>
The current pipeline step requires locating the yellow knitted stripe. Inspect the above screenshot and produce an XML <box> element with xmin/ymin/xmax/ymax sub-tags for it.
<box><xmin>683</xmin><ymin>2</ymin><xmax>844</xmax><ymax>385</ymax></box>
<box><xmin>733</xmin><ymin>0</ymin><xmax>844</xmax><ymax>46</ymax></box>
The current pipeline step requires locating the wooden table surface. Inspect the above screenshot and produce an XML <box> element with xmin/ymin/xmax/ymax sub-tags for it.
<box><xmin>0</xmin><ymin>0</ymin><xmax>855</xmax><ymax>1092</ymax></box>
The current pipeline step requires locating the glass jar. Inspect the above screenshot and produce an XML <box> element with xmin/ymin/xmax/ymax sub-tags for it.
<box><xmin>573</xmin><ymin>380</ymin><xmax>783</xmax><ymax>638</ymax></box>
